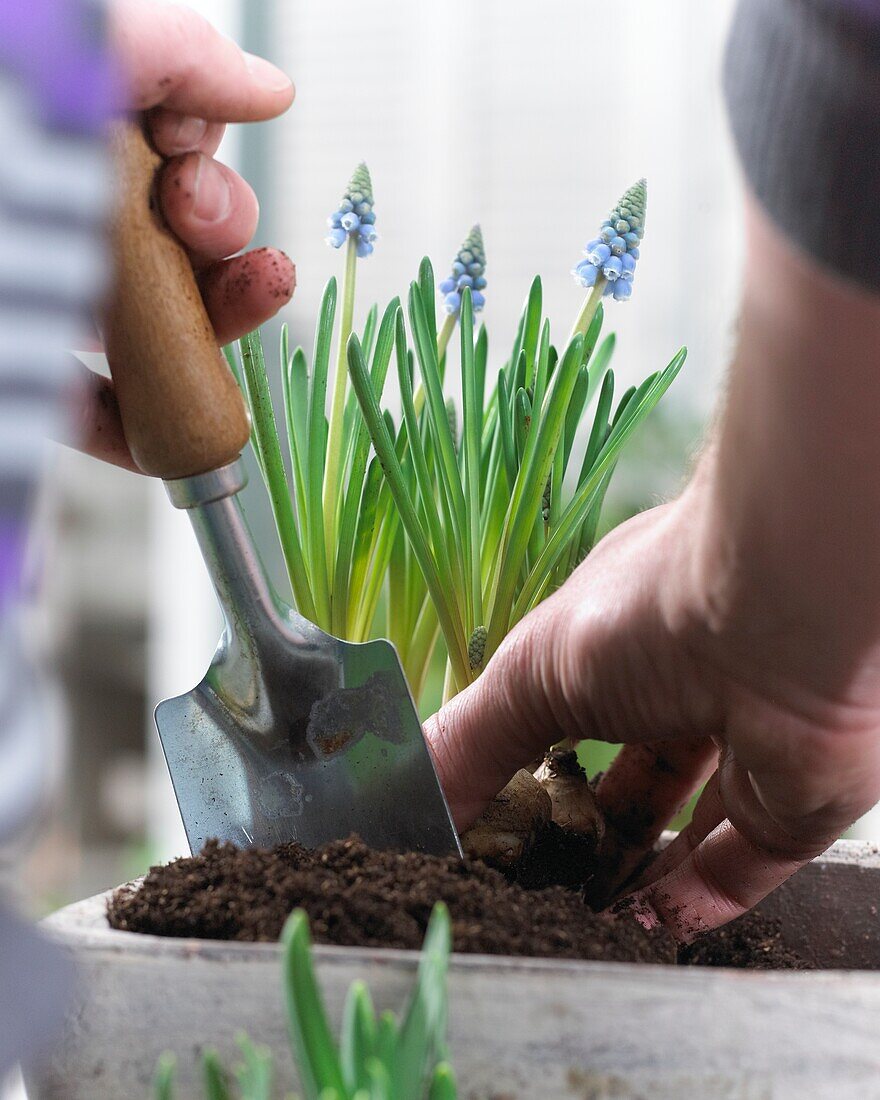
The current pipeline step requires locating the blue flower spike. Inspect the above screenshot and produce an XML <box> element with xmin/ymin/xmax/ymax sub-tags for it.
<box><xmin>325</xmin><ymin>162</ymin><xmax>377</xmax><ymax>257</ymax></box>
<box><xmin>439</xmin><ymin>225</ymin><xmax>487</xmax><ymax>319</ymax></box>
<box><xmin>572</xmin><ymin>179</ymin><xmax>646</xmax><ymax>302</ymax></box>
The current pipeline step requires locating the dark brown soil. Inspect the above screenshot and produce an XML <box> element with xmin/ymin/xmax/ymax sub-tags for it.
<box><xmin>108</xmin><ymin>836</ymin><xmax>675</xmax><ymax>965</ymax></box>
<box><xmin>108</xmin><ymin>835</ymin><xmax>808</xmax><ymax>970</ymax></box>
<box><xmin>678</xmin><ymin>913</ymin><xmax>805</xmax><ymax>969</ymax></box>
<box><xmin>514</xmin><ymin>821</ymin><xmax>602</xmax><ymax>891</ymax></box>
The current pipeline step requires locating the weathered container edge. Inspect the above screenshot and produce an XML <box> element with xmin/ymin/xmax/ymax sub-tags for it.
<box><xmin>25</xmin><ymin>837</ymin><xmax>880</xmax><ymax>1100</ymax></box>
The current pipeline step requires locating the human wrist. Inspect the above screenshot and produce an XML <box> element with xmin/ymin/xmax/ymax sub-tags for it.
<box><xmin>672</xmin><ymin>211</ymin><xmax>880</xmax><ymax>696</ymax></box>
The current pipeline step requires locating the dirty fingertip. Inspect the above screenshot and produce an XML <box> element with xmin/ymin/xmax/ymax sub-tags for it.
<box><xmin>611</xmin><ymin>892</ymin><xmax>663</xmax><ymax>933</ymax></box>
<box><xmin>200</xmin><ymin>247</ymin><xmax>296</xmax><ymax>343</ymax></box>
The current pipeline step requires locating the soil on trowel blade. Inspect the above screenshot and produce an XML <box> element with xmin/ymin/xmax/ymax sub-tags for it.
<box><xmin>108</xmin><ymin>835</ymin><xmax>675</xmax><ymax>964</ymax></box>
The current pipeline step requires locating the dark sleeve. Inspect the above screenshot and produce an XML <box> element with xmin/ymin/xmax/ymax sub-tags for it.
<box><xmin>724</xmin><ymin>0</ymin><xmax>880</xmax><ymax>291</ymax></box>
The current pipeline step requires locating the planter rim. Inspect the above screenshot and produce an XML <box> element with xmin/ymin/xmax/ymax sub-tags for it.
<box><xmin>42</xmin><ymin>835</ymin><xmax>880</xmax><ymax>982</ymax></box>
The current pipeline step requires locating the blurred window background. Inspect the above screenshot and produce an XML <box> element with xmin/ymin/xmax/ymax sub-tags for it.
<box><xmin>20</xmin><ymin>0</ymin><xmax>880</xmax><ymax>925</ymax></box>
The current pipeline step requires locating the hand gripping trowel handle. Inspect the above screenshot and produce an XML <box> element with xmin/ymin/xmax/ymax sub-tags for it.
<box><xmin>103</xmin><ymin>119</ymin><xmax>277</xmax><ymax>655</ymax></box>
<box><xmin>103</xmin><ymin>121</ymin><xmax>250</xmax><ymax>482</ymax></box>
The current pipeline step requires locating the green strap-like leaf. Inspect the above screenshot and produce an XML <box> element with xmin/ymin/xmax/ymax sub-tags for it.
<box><xmin>333</xmin><ymin>297</ymin><xmax>398</xmax><ymax>635</ymax></box>
<box><xmin>485</xmin><ymin>335</ymin><xmax>584</xmax><ymax>654</ymax></box>
<box><xmin>355</xmin><ymin>501</ymin><xmax>399</xmax><ymax>642</ymax></box>
<box><xmin>518</xmin><ymin>276</ymin><xmax>543</xmax><ymax>390</ymax></box>
<box><xmin>153</xmin><ymin>1052</ymin><xmax>176</xmax><ymax>1100</ymax></box>
<box><xmin>585</xmin><ymin>332</ymin><xmax>615</xmax><ymax>406</ymax></box>
<box><xmin>366</xmin><ymin>1058</ymin><xmax>393</xmax><ymax>1100</ymax></box>
<box><xmin>578</xmin><ymin>369</ymin><xmax>616</xmax><ymax>490</ymax></box>
<box><xmin>347</xmin><ymin>456</ymin><xmax>384</xmax><ymax>639</ymax></box>
<box><xmin>347</xmin><ymin>333</ymin><xmax>469</xmax><ymax>688</ymax></box>
<box><xmin>203</xmin><ymin>1050</ymin><xmax>232</xmax><ymax>1100</ymax></box>
<box><xmin>560</xmin><ymin>363</ymin><xmax>588</xmax><ymax>475</ymax></box>
<box><xmin>459</xmin><ymin>289</ymin><xmax>484</xmax><ymax>632</ymax></box>
<box><xmin>580</xmin><ymin>300</ymin><xmax>605</xmax><ymax>368</ymax></box>
<box><xmin>281</xmin><ymin>911</ymin><xmax>347</xmax><ymax>1100</ymax></box>
<box><xmin>387</xmin><ymin>512</ymin><xmax>410</xmax><ymax>653</ymax></box>
<box><xmin>340</xmin><ymin>980</ymin><xmax>378</xmax><ymax>1096</ymax></box>
<box><xmin>226</xmin><ymin>342</ymin><xmax>267</xmax><ymax>481</ymax></box>
<box><xmin>496</xmin><ymin>367</ymin><xmax>517</xmax><ymax>492</ymax></box>
<box><xmin>361</xmin><ymin>303</ymin><xmax>380</xmax><ymax>364</ymax></box>
<box><xmin>408</xmin><ymin>282</ymin><xmax>467</xmax><ymax>555</ymax></box>
<box><xmin>514</xmin><ymin>350</ymin><xmax>686</xmax><ymax>620</ymax></box>
<box><xmin>428</xmin><ymin>1063</ymin><xmax>458</xmax><ymax>1100</ymax></box>
<box><xmin>392</xmin><ymin>904</ymin><xmax>452</xmax><ymax>1100</ymax></box>
<box><xmin>239</xmin><ymin>331</ymin><xmax>318</xmax><ymax>625</ymax></box>
<box><xmin>235</xmin><ymin>1034</ymin><xmax>274</xmax><ymax>1100</ymax></box>
<box><xmin>529</xmin><ymin>321</ymin><xmax>551</xmax><ymax>421</ymax></box>
<box><xmin>418</xmin><ymin>257</ymin><xmax>438</xmax><ymax>348</ymax></box>
<box><xmin>406</xmin><ymin>597</ymin><xmax>442</xmax><ymax>704</ymax></box>
<box><xmin>397</xmin><ymin>310</ymin><xmax>460</xmax><ymax>600</ymax></box>
<box><xmin>324</xmin><ymin>237</ymin><xmax>359</xmax><ymax>572</ymax></box>
<box><xmin>577</xmin><ymin>465</ymin><xmax>616</xmax><ymax>562</ymax></box>
<box><xmin>514</xmin><ymin>388</ymin><xmax>531</xmax><ymax>467</ymax></box>
<box><xmin>306</xmin><ymin>278</ymin><xmax>338</xmax><ymax>626</ymax></box>
<box><xmin>474</xmin><ymin>324</ymin><xmax>488</xmax><ymax>431</ymax></box>
<box><xmin>549</xmin><ymin>424</ymin><xmax>565</xmax><ymax>531</ymax></box>
<box><xmin>281</xmin><ymin>334</ymin><xmax>311</xmax><ymax>541</ymax></box>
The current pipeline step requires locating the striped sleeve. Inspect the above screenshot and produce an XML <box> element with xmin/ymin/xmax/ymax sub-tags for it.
<box><xmin>0</xmin><ymin>0</ymin><xmax>113</xmax><ymax>841</ymax></box>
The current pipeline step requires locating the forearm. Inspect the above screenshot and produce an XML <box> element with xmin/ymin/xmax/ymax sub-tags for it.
<box><xmin>690</xmin><ymin>201</ymin><xmax>880</xmax><ymax>695</ymax></box>
<box><xmin>681</xmin><ymin>0</ymin><xmax>880</xmax><ymax>692</ymax></box>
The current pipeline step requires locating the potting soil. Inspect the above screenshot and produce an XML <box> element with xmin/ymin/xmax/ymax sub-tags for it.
<box><xmin>107</xmin><ymin>834</ymin><xmax>805</xmax><ymax>969</ymax></box>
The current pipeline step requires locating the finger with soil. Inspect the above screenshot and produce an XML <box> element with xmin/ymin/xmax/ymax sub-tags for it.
<box><xmin>588</xmin><ymin>738</ymin><xmax>718</xmax><ymax>907</ymax></box>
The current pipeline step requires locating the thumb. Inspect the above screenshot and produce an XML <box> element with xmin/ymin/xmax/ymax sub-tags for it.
<box><xmin>424</xmin><ymin>607</ymin><xmax>575</xmax><ymax>829</ymax></box>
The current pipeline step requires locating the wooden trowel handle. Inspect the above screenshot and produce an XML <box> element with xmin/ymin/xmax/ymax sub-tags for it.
<box><xmin>104</xmin><ymin>122</ymin><xmax>250</xmax><ymax>480</ymax></box>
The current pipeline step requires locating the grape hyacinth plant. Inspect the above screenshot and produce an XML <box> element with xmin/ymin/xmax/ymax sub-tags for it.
<box><xmin>436</xmin><ymin>224</ymin><xmax>487</xmax><ymax>358</ymax></box>
<box><xmin>572</xmin><ymin>178</ymin><xmax>646</xmax><ymax>308</ymax></box>
<box><xmin>154</xmin><ymin>904</ymin><xmax>456</xmax><ymax>1100</ymax></box>
<box><xmin>325</xmin><ymin>161</ymin><xmax>378</xmax><ymax>258</ymax></box>
<box><xmin>228</xmin><ymin>169</ymin><xmax>682</xmax><ymax>706</ymax></box>
<box><xmin>227</xmin><ymin>170</ymin><xmax>684</xmax><ymax>852</ymax></box>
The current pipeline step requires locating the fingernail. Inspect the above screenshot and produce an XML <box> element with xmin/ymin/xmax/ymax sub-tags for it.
<box><xmin>244</xmin><ymin>52</ymin><xmax>293</xmax><ymax>93</ymax></box>
<box><xmin>192</xmin><ymin>155</ymin><xmax>231</xmax><ymax>223</ymax></box>
<box><xmin>171</xmin><ymin>115</ymin><xmax>207</xmax><ymax>152</ymax></box>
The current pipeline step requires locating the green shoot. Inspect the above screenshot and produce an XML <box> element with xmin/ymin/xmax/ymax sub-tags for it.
<box><xmin>153</xmin><ymin>904</ymin><xmax>456</xmax><ymax>1100</ymax></box>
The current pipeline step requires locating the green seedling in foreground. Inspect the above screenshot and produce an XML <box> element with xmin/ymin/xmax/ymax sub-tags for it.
<box><xmin>154</xmin><ymin>903</ymin><xmax>456</xmax><ymax>1100</ymax></box>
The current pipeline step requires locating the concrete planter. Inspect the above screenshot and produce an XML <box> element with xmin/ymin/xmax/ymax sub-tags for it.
<box><xmin>26</xmin><ymin>838</ymin><xmax>880</xmax><ymax>1100</ymax></box>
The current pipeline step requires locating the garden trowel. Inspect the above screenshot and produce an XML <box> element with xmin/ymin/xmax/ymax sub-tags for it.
<box><xmin>104</xmin><ymin>124</ymin><xmax>461</xmax><ymax>858</ymax></box>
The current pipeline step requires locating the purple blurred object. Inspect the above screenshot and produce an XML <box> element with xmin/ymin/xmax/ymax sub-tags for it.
<box><xmin>845</xmin><ymin>0</ymin><xmax>880</xmax><ymax>20</ymax></box>
<box><xmin>0</xmin><ymin>0</ymin><xmax>117</xmax><ymax>1077</ymax></box>
<box><xmin>0</xmin><ymin>518</ymin><xmax>24</xmax><ymax>616</ymax></box>
<box><xmin>0</xmin><ymin>0</ymin><xmax>119</xmax><ymax>133</ymax></box>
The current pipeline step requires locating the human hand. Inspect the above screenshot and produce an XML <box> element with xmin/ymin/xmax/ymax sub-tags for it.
<box><xmin>75</xmin><ymin>0</ymin><xmax>296</xmax><ymax>470</ymax></box>
<box><xmin>425</xmin><ymin>482</ymin><xmax>880</xmax><ymax>941</ymax></box>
